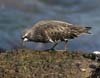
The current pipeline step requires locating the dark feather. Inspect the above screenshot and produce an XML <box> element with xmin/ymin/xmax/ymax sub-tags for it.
<box><xmin>85</xmin><ymin>27</ymin><xmax>92</xmax><ymax>30</ymax></box>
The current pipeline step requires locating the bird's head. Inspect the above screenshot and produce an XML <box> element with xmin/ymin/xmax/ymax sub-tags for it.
<box><xmin>21</xmin><ymin>29</ymin><xmax>32</xmax><ymax>47</ymax></box>
<box><xmin>22</xmin><ymin>29</ymin><xmax>31</xmax><ymax>41</ymax></box>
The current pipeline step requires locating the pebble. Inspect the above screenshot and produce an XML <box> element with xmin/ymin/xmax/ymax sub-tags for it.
<box><xmin>80</xmin><ymin>68</ymin><xmax>86</xmax><ymax>72</ymax></box>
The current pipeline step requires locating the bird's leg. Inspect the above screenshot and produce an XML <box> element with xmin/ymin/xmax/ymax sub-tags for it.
<box><xmin>22</xmin><ymin>41</ymin><xmax>25</xmax><ymax>48</ymax></box>
<box><xmin>50</xmin><ymin>42</ymin><xmax>58</xmax><ymax>50</ymax></box>
<box><xmin>64</xmin><ymin>40</ymin><xmax>68</xmax><ymax>51</ymax></box>
<box><xmin>44</xmin><ymin>42</ymin><xmax>58</xmax><ymax>51</ymax></box>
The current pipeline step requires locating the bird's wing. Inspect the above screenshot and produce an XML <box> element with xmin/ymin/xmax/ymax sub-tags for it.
<box><xmin>43</xmin><ymin>23</ymin><xmax>75</xmax><ymax>42</ymax></box>
<box><xmin>32</xmin><ymin>20</ymin><xmax>91</xmax><ymax>42</ymax></box>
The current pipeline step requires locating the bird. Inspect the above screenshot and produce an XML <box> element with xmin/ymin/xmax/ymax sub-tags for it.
<box><xmin>22</xmin><ymin>20</ymin><xmax>92</xmax><ymax>51</ymax></box>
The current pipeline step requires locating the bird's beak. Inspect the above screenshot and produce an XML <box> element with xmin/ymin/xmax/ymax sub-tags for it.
<box><xmin>22</xmin><ymin>38</ymin><xmax>28</xmax><ymax>48</ymax></box>
<box><xmin>23</xmin><ymin>38</ymin><xmax>28</xmax><ymax>41</ymax></box>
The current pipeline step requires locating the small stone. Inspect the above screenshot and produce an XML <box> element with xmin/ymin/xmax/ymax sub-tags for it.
<box><xmin>93</xmin><ymin>51</ymin><xmax>100</xmax><ymax>54</ymax></box>
<box><xmin>89</xmin><ymin>64</ymin><xmax>97</xmax><ymax>69</ymax></box>
<box><xmin>80</xmin><ymin>68</ymin><xmax>86</xmax><ymax>72</ymax></box>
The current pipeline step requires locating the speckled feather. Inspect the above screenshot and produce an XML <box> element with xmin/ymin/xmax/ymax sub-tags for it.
<box><xmin>25</xmin><ymin>20</ymin><xmax>91</xmax><ymax>43</ymax></box>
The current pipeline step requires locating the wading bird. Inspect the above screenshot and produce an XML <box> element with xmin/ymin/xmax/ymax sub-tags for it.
<box><xmin>22</xmin><ymin>20</ymin><xmax>91</xmax><ymax>50</ymax></box>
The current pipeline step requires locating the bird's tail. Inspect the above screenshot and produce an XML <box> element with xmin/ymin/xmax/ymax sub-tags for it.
<box><xmin>85</xmin><ymin>27</ymin><xmax>92</xmax><ymax>31</ymax></box>
<box><xmin>75</xmin><ymin>26</ymin><xmax>92</xmax><ymax>36</ymax></box>
<box><xmin>85</xmin><ymin>27</ymin><xmax>92</xmax><ymax>34</ymax></box>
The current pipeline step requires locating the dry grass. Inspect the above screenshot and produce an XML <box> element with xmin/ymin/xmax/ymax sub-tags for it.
<box><xmin>0</xmin><ymin>49</ymin><xmax>99</xmax><ymax>78</ymax></box>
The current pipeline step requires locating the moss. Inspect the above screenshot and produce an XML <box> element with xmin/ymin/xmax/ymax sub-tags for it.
<box><xmin>0</xmin><ymin>49</ymin><xmax>98</xmax><ymax>78</ymax></box>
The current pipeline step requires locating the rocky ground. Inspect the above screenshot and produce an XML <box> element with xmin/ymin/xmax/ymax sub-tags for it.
<box><xmin>0</xmin><ymin>49</ymin><xmax>99</xmax><ymax>78</ymax></box>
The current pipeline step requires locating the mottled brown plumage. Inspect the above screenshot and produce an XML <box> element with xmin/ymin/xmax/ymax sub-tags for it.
<box><xmin>22</xmin><ymin>20</ymin><xmax>91</xmax><ymax>50</ymax></box>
